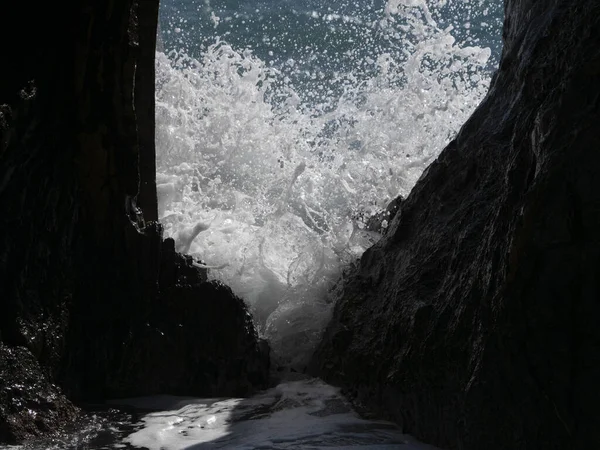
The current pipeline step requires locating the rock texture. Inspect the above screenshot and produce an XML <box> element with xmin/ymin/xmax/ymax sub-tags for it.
<box><xmin>312</xmin><ymin>1</ymin><xmax>600</xmax><ymax>449</ymax></box>
<box><xmin>0</xmin><ymin>0</ymin><xmax>268</xmax><ymax>443</ymax></box>
<box><xmin>0</xmin><ymin>345</ymin><xmax>79</xmax><ymax>444</ymax></box>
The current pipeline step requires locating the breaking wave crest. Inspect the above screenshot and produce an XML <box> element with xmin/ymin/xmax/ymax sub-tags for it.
<box><xmin>155</xmin><ymin>0</ymin><xmax>499</xmax><ymax>368</ymax></box>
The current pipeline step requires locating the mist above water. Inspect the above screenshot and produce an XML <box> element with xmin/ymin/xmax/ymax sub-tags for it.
<box><xmin>155</xmin><ymin>0</ymin><xmax>502</xmax><ymax>368</ymax></box>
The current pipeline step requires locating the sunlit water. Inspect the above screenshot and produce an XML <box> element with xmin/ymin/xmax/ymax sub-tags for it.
<box><xmin>122</xmin><ymin>378</ymin><xmax>442</xmax><ymax>449</ymax></box>
<box><xmin>156</xmin><ymin>0</ymin><xmax>502</xmax><ymax>368</ymax></box>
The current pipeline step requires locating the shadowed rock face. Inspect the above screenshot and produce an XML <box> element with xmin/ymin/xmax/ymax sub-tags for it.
<box><xmin>0</xmin><ymin>0</ymin><xmax>268</xmax><ymax>443</ymax></box>
<box><xmin>312</xmin><ymin>1</ymin><xmax>600</xmax><ymax>449</ymax></box>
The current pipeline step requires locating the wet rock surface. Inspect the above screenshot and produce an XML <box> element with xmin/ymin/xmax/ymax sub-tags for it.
<box><xmin>312</xmin><ymin>1</ymin><xmax>600</xmax><ymax>449</ymax></box>
<box><xmin>0</xmin><ymin>344</ymin><xmax>79</xmax><ymax>444</ymax></box>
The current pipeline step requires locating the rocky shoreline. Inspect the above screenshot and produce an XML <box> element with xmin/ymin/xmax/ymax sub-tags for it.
<box><xmin>1</xmin><ymin>0</ymin><xmax>599</xmax><ymax>449</ymax></box>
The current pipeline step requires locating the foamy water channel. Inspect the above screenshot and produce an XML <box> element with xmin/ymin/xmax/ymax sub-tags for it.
<box><xmin>122</xmin><ymin>378</ymin><xmax>441</xmax><ymax>449</ymax></box>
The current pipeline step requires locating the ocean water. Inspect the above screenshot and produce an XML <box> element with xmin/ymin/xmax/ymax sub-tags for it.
<box><xmin>121</xmin><ymin>378</ymin><xmax>443</xmax><ymax>449</ymax></box>
<box><xmin>156</xmin><ymin>0</ymin><xmax>503</xmax><ymax>369</ymax></box>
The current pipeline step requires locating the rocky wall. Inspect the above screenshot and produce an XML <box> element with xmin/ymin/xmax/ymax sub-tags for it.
<box><xmin>312</xmin><ymin>1</ymin><xmax>600</xmax><ymax>449</ymax></box>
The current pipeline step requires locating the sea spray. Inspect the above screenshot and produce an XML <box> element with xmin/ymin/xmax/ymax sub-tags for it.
<box><xmin>156</xmin><ymin>0</ymin><xmax>500</xmax><ymax>368</ymax></box>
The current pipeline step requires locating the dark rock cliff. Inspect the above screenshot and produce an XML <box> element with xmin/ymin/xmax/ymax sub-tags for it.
<box><xmin>0</xmin><ymin>1</ymin><xmax>268</xmax><ymax>444</ymax></box>
<box><xmin>312</xmin><ymin>1</ymin><xmax>600</xmax><ymax>449</ymax></box>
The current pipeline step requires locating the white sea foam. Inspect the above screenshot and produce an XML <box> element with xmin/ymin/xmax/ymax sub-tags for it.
<box><xmin>123</xmin><ymin>378</ymin><xmax>441</xmax><ymax>449</ymax></box>
<box><xmin>155</xmin><ymin>1</ymin><xmax>494</xmax><ymax>367</ymax></box>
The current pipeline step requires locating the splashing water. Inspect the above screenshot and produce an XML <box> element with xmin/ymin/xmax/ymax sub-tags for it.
<box><xmin>156</xmin><ymin>0</ymin><xmax>501</xmax><ymax>368</ymax></box>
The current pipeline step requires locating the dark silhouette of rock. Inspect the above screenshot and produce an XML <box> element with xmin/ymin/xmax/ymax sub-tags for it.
<box><xmin>0</xmin><ymin>0</ymin><xmax>269</xmax><ymax>443</ymax></box>
<box><xmin>135</xmin><ymin>0</ymin><xmax>161</xmax><ymax>223</ymax></box>
<box><xmin>312</xmin><ymin>1</ymin><xmax>600</xmax><ymax>449</ymax></box>
<box><xmin>71</xmin><ymin>242</ymin><xmax>270</xmax><ymax>399</ymax></box>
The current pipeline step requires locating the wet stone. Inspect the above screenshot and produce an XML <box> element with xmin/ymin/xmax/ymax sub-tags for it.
<box><xmin>0</xmin><ymin>344</ymin><xmax>79</xmax><ymax>444</ymax></box>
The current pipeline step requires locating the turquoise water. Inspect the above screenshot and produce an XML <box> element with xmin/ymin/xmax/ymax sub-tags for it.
<box><xmin>159</xmin><ymin>0</ymin><xmax>502</xmax><ymax>106</ymax></box>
